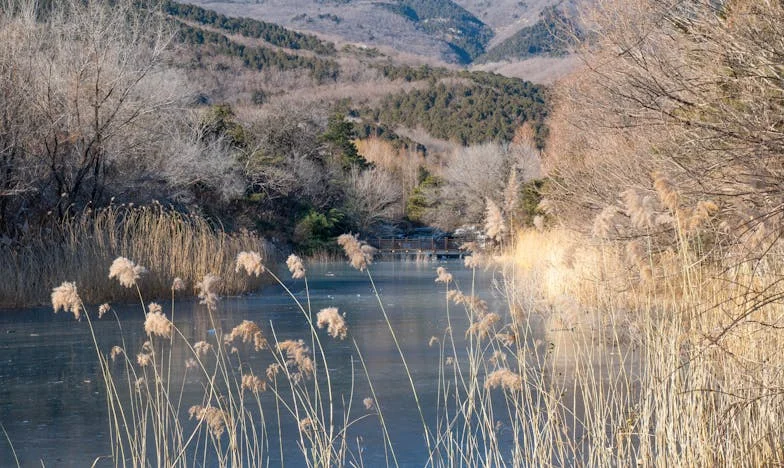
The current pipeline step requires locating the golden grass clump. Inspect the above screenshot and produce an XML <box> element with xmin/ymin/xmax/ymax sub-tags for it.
<box><xmin>0</xmin><ymin>205</ymin><xmax>273</xmax><ymax>308</ymax></box>
<box><xmin>195</xmin><ymin>275</ymin><xmax>220</xmax><ymax>309</ymax></box>
<box><xmin>51</xmin><ymin>282</ymin><xmax>82</xmax><ymax>320</ymax></box>
<box><xmin>188</xmin><ymin>405</ymin><xmax>228</xmax><ymax>438</ymax></box>
<box><xmin>435</xmin><ymin>266</ymin><xmax>453</xmax><ymax>284</ymax></box>
<box><xmin>235</xmin><ymin>251</ymin><xmax>265</xmax><ymax>277</ymax></box>
<box><xmin>241</xmin><ymin>374</ymin><xmax>266</xmax><ymax>394</ymax></box>
<box><xmin>484</xmin><ymin>369</ymin><xmax>522</xmax><ymax>392</ymax></box>
<box><xmin>286</xmin><ymin>254</ymin><xmax>306</xmax><ymax>279</ymax></box>
<box><xmin>316</xmin><ymin>307</ymin><xmax>348</xmax><ymax>340</ymax></box>
<box><xmin>337</xmin><ymin>233</ymin><xmax>375</xmax><ymax>271</ymax></box>
<box><xmin>144</xmin><ymin>304</ymin><xmax>173</xmax><ymax>339</ymax></box>
<box><xmin>109</xmin><ymin>257</ymin><xmax>147</xmax><ymax>288</ymax></box>
<box><xmin>277</xmin><ymin>339</ymin><xmax>315</xmax><ymax>380</ymax></box>
<box><xmin>224</xmin><ymin>320</ymin><xmax>268</xmax><ymax>351</ymax></box>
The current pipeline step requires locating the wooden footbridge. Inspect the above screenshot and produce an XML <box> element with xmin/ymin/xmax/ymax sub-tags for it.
<box><xmin>366</xmin><ymin>237</ymin><xmax>468</xmax><ymax>259</ymax></box>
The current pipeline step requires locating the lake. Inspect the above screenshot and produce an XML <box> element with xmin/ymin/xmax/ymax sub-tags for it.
<box><xmin>0</xmin><ymin>260</ymin><xmax>516</xmax><ymax>467</ymax></box>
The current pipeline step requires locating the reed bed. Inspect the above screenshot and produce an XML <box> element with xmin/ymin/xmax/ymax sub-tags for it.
<box><xmin>504</xmin><ymin>226</ymin><xmax>784</xmax><ymax>466</ymax></box>
<box><xmin>34</xmin><ymin>217</ymin><xmax>784</xmax><ymax>466</ymax></box>
<box><xmin>0</xmin><ymin>205</ymin><xmax>274</xmax><ymax>308</ymax></box>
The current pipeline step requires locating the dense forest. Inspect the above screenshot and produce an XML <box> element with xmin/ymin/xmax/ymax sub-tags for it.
<box><xmin>478</xmin><ymin>6</ymin><xmax>578</xmax><ymax>63</ymax></box>
<box><xmin>173</xmin><ymin>20</ymin><xmax>341</xmax><ymax>82</ymax></box>
<box><xmin>163</xmin><ymin>1</ymin><xmax>336</xmax><ymax>54</ymax></box>
<box><xmin>363</xmin><ymin>72</ymin><xmax>548</xmax><ymax>146</ymax></box>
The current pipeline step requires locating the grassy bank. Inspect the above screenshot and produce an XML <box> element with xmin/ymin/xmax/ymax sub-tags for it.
<box><xmin>0</xmin><ymin>206</ymin><xmax>274</xmax><ymax>308</ymax></box>
<box><xmin>505</xmin><ymin>228</ymin><xmax>784</xmax><ymax>465</ymax></box>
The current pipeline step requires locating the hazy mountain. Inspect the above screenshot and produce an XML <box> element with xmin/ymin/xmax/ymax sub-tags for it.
<box><xmin>179</xmin><ymin>0</ymin><xmax>573</xmax><ymax>64</ymax></box>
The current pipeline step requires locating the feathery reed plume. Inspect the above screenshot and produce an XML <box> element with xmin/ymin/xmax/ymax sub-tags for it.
<box><xmin>448</xmin><ymin>290</ymin><xmax>489</xmax><ymax>317</ymax></box>
<box><xmin>137</xmin><ymin>352</ymin><xmax>152</xmax><ymax>367</ymax></box>
<box><xmin>537</xmin><ymin>198</ymin><xmax>554</xmax><ymax>216</ymax></box>
<box><xmin>189</xmin><ymin>405</ymin><xmax>228</xmax><ymax>438</ymax></box>
<box><xmin>51</xmin><ymin>282</ymin><xmax>82</xmax><ymax>320</ymax></box>
<box><xmin>363</xmin><ymin>397</ymin><xmax>374</xmax><ymax>410</ymax></box>
<box><xmin>464</xmin><ymin>254</ymin><xmax>485</xmax><ymax>269</ymax></box>
<box><xmin>533</xmin><ymin>215</ymin><xmax>545</xmax><ymax>232</ymax></box>
<box><xmin>503</xmin><ymin>168</ymin><xmax>519</xmax><ymax>216</ymax></box>
<box><xmin>337</xmin><ymin>234</ymin><xmax>375</xmax><ymax>271</ymax></box>
<box><xmin>235</xmin><ymin>251</ymin><xmax>265</xmax><ymax>277</ymax></box>
<box><xmin>621</xmin><ymin>190</ymin><xmax>656</xmax><ymax>230</ymax></box>
<box><xmin>467</xmin><ymin>313</ymin><xmax>500</xmax><ymax>339</ymax></box>
<box><xmin>428</xmin><ymin>336</ymin><xmax>440</xmax><ymax>347</ymax></box>
<box><xmin>435</xmin><ymin>266</ymin><xmax>453</xmax><ymax>284</ymax></box>
<box><xmin>496</xmin><ymin>332</ymin><xmax>516</xmax><ymax>347</ymax></box>
<box><xmin>485</xmin><ymin>198</ymin><xmax>507</xmax><ymax>241</ymax></box>
<box><xmin>185</xmin><ymin>358</ymin><xmax>197</xmax><ymax>370</ymax></box>
<box><xmin>653</xmin><ymin>172</ymin><xmax>680</xmax><ymax>213</ymax></box>
<box><xmin>110</xmin><ymin>346</ymin><xmax>123</xmax><ymax>362</ymax></box>
<box><xmin>144</xmin><ymin>304</ymin><xmax>173</xmax><ymax>338</ymax></box>
<box><xmin>299</xmin><ymin>417</ymin><xmax>314</xmax><ymax>434</ymax></box>
<box><xmin>687</xmin><ymin>200</ymin><xmax>719</xmax><ymax>233</ymax></box>
<box><xmin>316</xmin><ymin>307</ymin><xmax>348</xmax><ymax>340</ymax></box>
<box><xmin>485</xmin><ymin>369</ymin><xmax>522</xmax><ymax>392</ymax></box>
<box><xmin>626</xmin><ymin>240</ymin><xmax>653</xmax><ymax>283</ymax></box>
<box><xmin>490</xmin><ymin>351</ymin><xmax>507</xmax><ymax>365</ymax></box>
<box><xmin>195</xmin><ymin>275</ymin><xmax>220</xmax><ymax>309</ymax></box>
<box><xmin>266</xmin><ymin>363</ymin><xmax>282</xmax><ymax>380</ymax></box>
<box><xmin>277</xmin><ymin>340</ymin><xmax>315</xmax><ymax>380</ymax></box>
<box><xmin>286</xmin><ymin>254</ymin><xmax>306</xmax><ymax>279</ymax></box>
<box><xmin>241</xmin><ymin>374</ymin><xmax>266</xmax><ymax>393</ymax></box>
<box><xmin>98</xmin><ymin>303</ymin><xmax>110</xmax><ymax>319</ymax></box>
<box><xmin>592</xmin><ymin>205</ymin><xmax>619</xmax><ymax>238</ymax></box>
<box><xmin>194</xmin><ymin>341</ymin><xmax>212</xmax><ymax>357</ymax></box>
<box><xmin>224</xmin><ymin>320</ymin><xmax>268</xmax><ymax>351</ymax></box>
<box><xmin>108</xmin><ymin>257</ymin><xmax>147</xmax><ymax>288</ymax></box>
<box><xmin>172</xmin><ymin>277</ymin><xmax>186</xmax><ymax>291</ymax></box>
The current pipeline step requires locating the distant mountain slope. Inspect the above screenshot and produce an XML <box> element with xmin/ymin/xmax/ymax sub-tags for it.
<box><xmin>176</xmin><ymin>0</ymin><xmax>582</xmax><ymax>70</ymax></box>
<box><xmin>478</xmin><ymin>6</ymin><xmax>579</xmax><ymax>63</ymax></box>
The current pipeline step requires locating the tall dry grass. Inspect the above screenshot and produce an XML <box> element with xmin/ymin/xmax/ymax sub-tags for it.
<box><xmin>504</xmin><ymin>222</ymin><xmax>784</xmax><ymax>465</ymax></box>
<box><xmin>0</xmin><ymin>205</ymin><xmax>273</xmax><ymax>307</ymax></box>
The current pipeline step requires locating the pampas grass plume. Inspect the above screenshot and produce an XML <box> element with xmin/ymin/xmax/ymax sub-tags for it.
<box><xmin>235</xmin><ymin>251</ymin><xmax>265</xmax><ymax>277</ymax></box>
<box><xmin>316</xmin><ymin>307</ymin><xmax>348</xmax><ymax>340</ymax></box>
<box><xmin>51</xmin><ymin>282</ymin><xmax>82</xmax><ymax>320</ymax></box>
<box><xmin>286</xmin><ymin>254</ymin><xmax>306</xmax><ymax>279</ymax></box>
<box><xmin>337</xmin><ymin>234</ymin><xmax>375</xmax><ymax>271</ymax></box>
<box><xmin>109</xmin><ymin>257</ymin><xmax>147</xmax><ymax>288</ymax></box>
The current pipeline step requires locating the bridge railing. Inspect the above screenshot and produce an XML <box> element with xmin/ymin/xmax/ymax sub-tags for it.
<box><xmin>367</xmin><ymin>237</ymin><xmax>470</xmax><ymax>252</ymax></box>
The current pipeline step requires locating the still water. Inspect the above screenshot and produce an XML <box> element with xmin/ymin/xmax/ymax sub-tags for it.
<box><xmin>0</xmin><ymin>261</ymin><xmax>510</xmax><ymax>467</ymax></box>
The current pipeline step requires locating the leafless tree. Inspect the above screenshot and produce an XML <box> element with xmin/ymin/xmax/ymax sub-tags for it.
<box><xmin>343</xmin><ymin>167</ymin><xmax>404</xmax><ymax>232</ymax></box>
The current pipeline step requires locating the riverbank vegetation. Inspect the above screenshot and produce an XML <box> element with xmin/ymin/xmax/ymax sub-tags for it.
<box><xmin>514</xmin><ymin>0</ymin><xmax>784</xmax><ymax>463</ymax></box>
<box><xmin>0</xmin><ymin>0</ymin><xmax>546</xmax><ymax>306</ymax></box>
